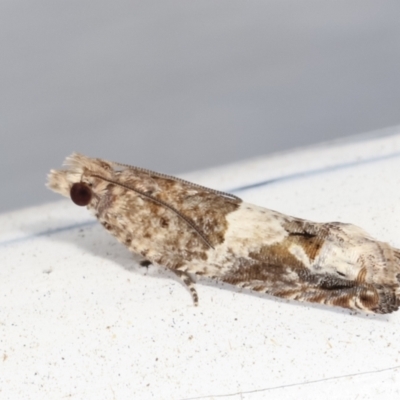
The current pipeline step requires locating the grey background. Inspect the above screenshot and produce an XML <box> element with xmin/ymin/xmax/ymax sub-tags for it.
<box><xmin>1</xmin><ymin>1</ymin><xmax>400</xmax><ymax>213</ymax></box>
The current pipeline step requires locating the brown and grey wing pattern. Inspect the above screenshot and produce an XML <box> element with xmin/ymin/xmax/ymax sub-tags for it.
<box><xmin>216</xmin><ymin>208</ymin><xmax>400</xmax><ymax>313</ymax></box>
<box><xmin>47</xmin><ymin>153</ymin><xmax>400</xmax><ymax>314</ymax></box>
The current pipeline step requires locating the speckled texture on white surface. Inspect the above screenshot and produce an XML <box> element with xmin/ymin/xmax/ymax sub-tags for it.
<box><xmin>1</xmin><ymin>129</ymin><xmax>400</xmax><ymax>400</ymax></box>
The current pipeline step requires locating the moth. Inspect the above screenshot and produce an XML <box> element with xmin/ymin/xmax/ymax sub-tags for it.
<box><xmin>47</xmin><ymin>153</ymin><xmax>400</xmax><ymax>314</ymax></box>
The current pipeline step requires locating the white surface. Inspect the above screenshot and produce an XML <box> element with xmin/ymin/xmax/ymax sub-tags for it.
<box><xmin>1</xmin><ymin>129</ymin><xmax>400</xmax><ymax>399</ymax></box>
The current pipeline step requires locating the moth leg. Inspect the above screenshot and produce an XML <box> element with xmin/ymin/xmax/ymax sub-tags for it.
<box><xmin>139</xmin><ymin>259</ymin><xmax>152</xmax><ymax>268</ymax></box>
<box><xmin>172</xmin><ymin>270</ymin><xmax>199</xmax><ymax>306</ymax></box>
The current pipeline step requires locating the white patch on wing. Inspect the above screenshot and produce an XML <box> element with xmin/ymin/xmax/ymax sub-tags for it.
<box><xmin>289</xmin><ymin>244</ymin><xmax>311</xmax><ymax>267</ymax></box>
<box><xmin>203</xmin><ymin>202</ymin><xmax>289</xmax><ymax>273</ymax></box>
<box><xmin>311</xmin><ymin>223</ymin><xmax>380</xmax><ymax>279</ymax></box>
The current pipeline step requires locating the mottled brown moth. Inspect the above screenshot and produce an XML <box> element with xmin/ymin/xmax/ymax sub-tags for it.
<box><xmin>47</xmin><ymin>153</ymin><xmax>400</xmax><ymax>314</ymax></box>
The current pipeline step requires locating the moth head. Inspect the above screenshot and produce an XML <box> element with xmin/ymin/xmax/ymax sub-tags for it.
<box><xmin>47</xmin><ymin>153</ymin><xmax>114</xmax><ymax>205</ymax></box>
<box><xmin>46</xmin><ymin>168</ymin><xmax>80</xmax><ymax>198</ymax></box>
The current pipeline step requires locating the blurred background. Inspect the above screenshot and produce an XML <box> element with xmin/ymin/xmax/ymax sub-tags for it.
<box><xmin>1</xmin><ymin>1</ymin><xmax>400</xmax><ymax>213</ymax></box>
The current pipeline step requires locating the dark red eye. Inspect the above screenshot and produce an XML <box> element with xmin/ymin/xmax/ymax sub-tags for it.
<box><xmin>70</xmin><ymin>182</ymin><xmax>92</xmax><ymax>206</ymax></box>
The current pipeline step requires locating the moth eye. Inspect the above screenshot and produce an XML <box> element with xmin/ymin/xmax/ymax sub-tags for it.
<box><xmin>70</xmin><ymin>182</ymin><xmax>92</xmax><ymax>206</ymax></box>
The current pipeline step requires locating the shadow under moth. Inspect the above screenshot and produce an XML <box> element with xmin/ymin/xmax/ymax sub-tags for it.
<box><xmin>47</xmin><ymin>153</ymin><xmax>400</xmax><ymax>314</ymax></box>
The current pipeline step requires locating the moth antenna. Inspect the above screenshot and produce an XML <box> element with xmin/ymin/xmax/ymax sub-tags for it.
<box><xmin>91</xmin><ymin>174</ymin><xmax>215</xmax><ymax>250</ymax></box>
<box><xmin>109</xmin><ymin>161</ymin><xmax>241</xmax><ymax>202</ymax></box>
